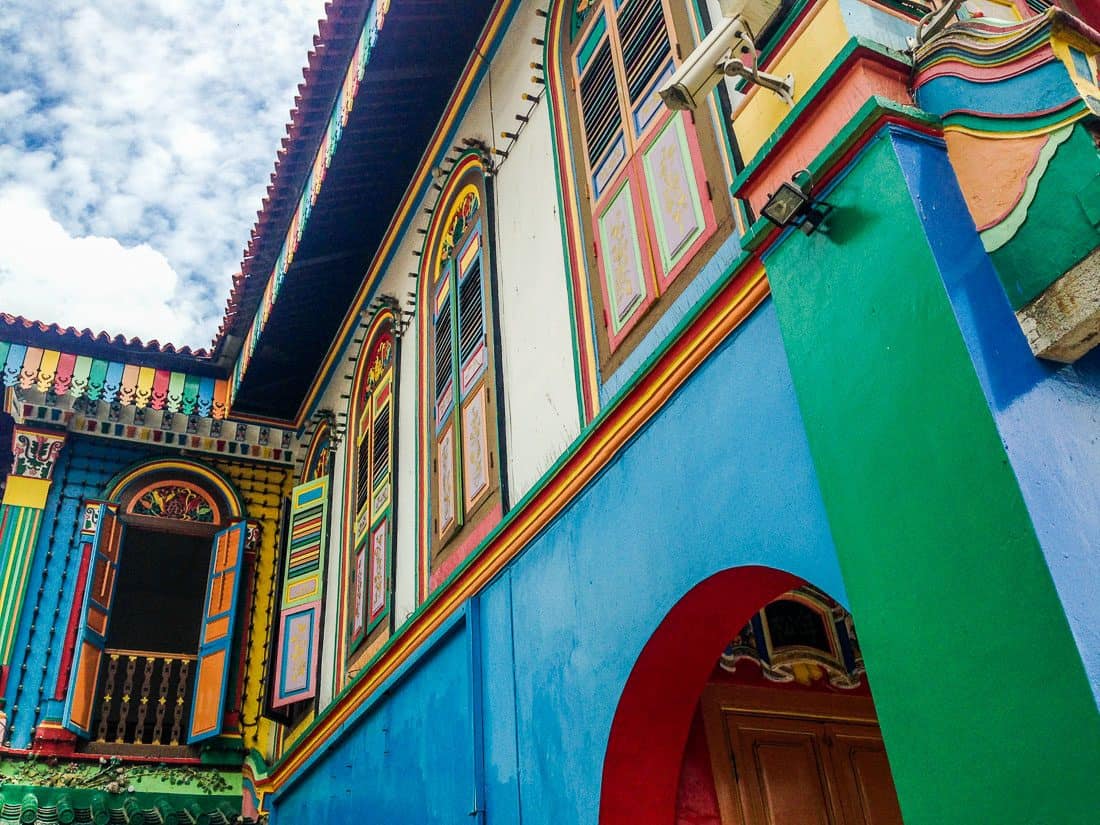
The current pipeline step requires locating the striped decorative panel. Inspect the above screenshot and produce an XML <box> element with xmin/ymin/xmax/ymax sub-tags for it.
<box><xmin>0</xmin><ymin>342</ymin><xmax>229</xmax><ymax>418</ymax></box>
<box><xmin>271</xmin><ymin>478</ymin><xmax>328</xmax><ymax>707</ymax></box>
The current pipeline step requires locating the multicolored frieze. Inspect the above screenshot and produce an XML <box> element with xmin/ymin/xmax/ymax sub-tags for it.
<box><xmin>12</xmin><ymin>402</ymin><xmax>295</xmax><ymax>465</ymax></box>
<box><xmin>0</xmin><ymin>342</ymin><xmax>228</xmax><ymax>419</ymax></box>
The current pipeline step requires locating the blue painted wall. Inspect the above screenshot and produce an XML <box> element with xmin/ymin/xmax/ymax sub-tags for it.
<box><xmin>272</xmin><ymin>618</ymin><xmax>478</xmax><ymax>822</ymax></box>
<box><xmin>5</xmin><ymin>437</ymin><xmax>156</xmax><ymax>748</ymax></box>
<box><xmin>894</xmin><ymin>129</ymin><xmax>1100</xmax><ymax>699</ymax></box>
<box><xmin>270</xmin><ymin>301</ymin><xmax>848</xmax><ymax>822</ymax></box>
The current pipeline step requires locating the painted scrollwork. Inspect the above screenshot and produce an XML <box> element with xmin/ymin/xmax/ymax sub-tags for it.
<box><xmin>129</xmin><ymin>484</ymin><xmax>217</xmax><ymax>523</ymax></box>
<box><xmin>720</xmin><ymin>586</ymin><xmax>866</xmax><ymax>689</ymax></box>
<box><xmin>11</xmin><ymin>429</ymin><xmax>65</xmax><ymax>480</ymax></box>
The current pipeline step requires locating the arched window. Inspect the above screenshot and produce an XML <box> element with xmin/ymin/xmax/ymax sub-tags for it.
<box><xmin>552</xmin><ymin>0</ymin><xmax>735</xmax><ymax>382</ymax></box>
<box><xmin>61</xmin><ymin>461</ymin><xmax>248</xmax><ymax>749</ymax></box>
<box><xmin>346</xmin><ymin>310</ymin><xmax>398</xmax><ymax>660</ymax></box>
<box><xmin>418</xmin><ymin>153</ymin><xmax>505</xmax><ymax>600</ymax></box>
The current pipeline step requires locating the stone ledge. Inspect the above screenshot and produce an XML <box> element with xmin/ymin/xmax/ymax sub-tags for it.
<box><xmin>1016</xmin><ymin>245</ymin><xmax>1100</xmax><ymax>362</ymax></box>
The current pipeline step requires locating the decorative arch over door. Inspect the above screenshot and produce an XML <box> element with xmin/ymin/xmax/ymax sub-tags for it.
<box><xmin>600</xmin><ymin>566</ymin><xmax>903</xmax><ymax>824</ymax></box>
<box><xmin>600</xmin><ymin>566</ymin><xmax>802</xmax><ymax>823</ymax></box>
<box><xmin>63</xmin><ymin>458</ymin><xmax>249</xmax><ymax>746</ymax></box>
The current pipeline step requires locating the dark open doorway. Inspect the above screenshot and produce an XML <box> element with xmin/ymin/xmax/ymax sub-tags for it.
<box><xmin>107</xmin><ymin>527</ymin><xmax>209</xmax><ymax>655</ymax></box>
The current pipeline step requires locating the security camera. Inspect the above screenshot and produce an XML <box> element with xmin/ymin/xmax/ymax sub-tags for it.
<box><xmin>658</xmin><ymin>0</ymin><xmax>793</xmax><ymax>111</ymax></box>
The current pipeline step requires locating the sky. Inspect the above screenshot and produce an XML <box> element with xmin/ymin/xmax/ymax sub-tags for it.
<box><xmin>0</xmin><ymin>0</ymin><xmax>329</xmax><ymax>350</ymax></box>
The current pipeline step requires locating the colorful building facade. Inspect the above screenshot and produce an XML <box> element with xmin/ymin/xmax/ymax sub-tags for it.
<box><xmin>2</xmin><ymin>0</ymin><xmax>1099</xmax><ymax>822</ymax></box>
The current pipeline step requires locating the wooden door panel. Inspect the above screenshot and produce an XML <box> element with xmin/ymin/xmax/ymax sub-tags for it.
<box><xmin>828</xmin><ymin>725</ymin><xmax>904</xmax><ymax>825</ymax></box>
<box><xmin>727</xmin><ymin>716</ymin><xmax>837</xmax><ymax>825</ymax></box>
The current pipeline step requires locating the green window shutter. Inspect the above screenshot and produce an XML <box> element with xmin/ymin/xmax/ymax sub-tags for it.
<box><xmin>270</xmin><ymin>478</ymin><xmax>328</xmax><ymax>709</ymax></box>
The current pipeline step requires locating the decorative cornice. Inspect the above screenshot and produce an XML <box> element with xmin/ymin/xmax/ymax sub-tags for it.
<box><xmin>11</xmin><ymin>398</ymin><xmax>295</xmax><ymax>466</ymax></box>
<box><xmin>228</xmin><ymin>1</ymin><xmax>391</xmax><ymax>407</ymax></box>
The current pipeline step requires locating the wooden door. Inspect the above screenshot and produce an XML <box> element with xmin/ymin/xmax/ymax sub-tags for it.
<box><xmin>827</xmin><ymin>724</ymin><xmax>904</xmax><ymax>825</ymax></box>
<box><xmin>725</xmin><ymin>714</ymin><xmax>840</xmax><ymax>825</ymax></box>
<box><xmin>703</xmin><ymin>686</ymin><xmax>903</xmax><ymax>825</ymax></box>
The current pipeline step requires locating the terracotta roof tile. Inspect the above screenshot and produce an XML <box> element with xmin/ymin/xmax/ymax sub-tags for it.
<box><xmin>0</xmin><ymin>312</ymin><xmax>212</xmax><ymax>359</ymax></box>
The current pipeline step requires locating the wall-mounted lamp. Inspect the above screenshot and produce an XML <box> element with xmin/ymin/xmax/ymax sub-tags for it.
<box><xmin>761</xmin><ymin>170</ymin><xmax>831</xmax><ymax>235</ymax></box>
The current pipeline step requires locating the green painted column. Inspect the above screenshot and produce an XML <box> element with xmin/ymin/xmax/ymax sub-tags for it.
<box><xmin>0</xmin><ymin>426</ymin><xmax>66</xmax><ymax>695</ymax></box>
<box><xmin>763</xmin><ymin>132</ymin><xmax>1100</xmax><ymax>823</ymax></box>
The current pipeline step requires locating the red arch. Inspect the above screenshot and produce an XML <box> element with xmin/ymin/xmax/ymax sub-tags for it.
<box><xmin>599</xmin><ymin>565</ymin><xmax>805</xmax><ymax>824</ymax></box>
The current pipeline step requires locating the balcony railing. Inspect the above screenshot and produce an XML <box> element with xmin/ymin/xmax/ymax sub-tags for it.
<box><xmin>91</xmin><ymin>649</ymin><xmax>196</xmax><ymax>747</ymax></box>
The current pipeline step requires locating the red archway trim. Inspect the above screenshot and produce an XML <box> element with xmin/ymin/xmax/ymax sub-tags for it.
<box><xmin>600</xmin><ymin>565</ymin><xmax>805</xmax><ymax>824</ymax></box>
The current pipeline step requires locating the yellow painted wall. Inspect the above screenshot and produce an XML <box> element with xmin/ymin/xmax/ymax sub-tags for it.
<box><xmin>732</xmin><ymin>0</ymin><xmax>850</xmax><ymax>162</ymax></box>
<box><xmin>211</xmin><ymin>458</ymin><xmax>293</xmax><ymax>762</ymax></box>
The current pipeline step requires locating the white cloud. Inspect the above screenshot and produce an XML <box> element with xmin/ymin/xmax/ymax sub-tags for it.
<box><xmin>0</xmin><ymin>186</ymin><xmax>205</xmax><ymax>345</ymax></box>
<box><xmin>0</xmin><ymin>0</ymin><xmax>329</xmax><ymax>349</ymax></box>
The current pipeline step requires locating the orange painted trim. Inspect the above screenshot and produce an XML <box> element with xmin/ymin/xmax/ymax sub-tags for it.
<box><xmin>259</xmin><ymin>261</ymin><xmax>770</xmax><ymax>796</ymax></box>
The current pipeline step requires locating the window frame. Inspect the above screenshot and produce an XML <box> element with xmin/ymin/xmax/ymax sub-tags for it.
<box><xmin>63</xmin><ymin>466</ymin><xmax>250</xmax><ymax>749</ymax></box>
<box><xmin>418</xmin><ymin>154</ymin><xmax>506</xmax><ymax>601</ymax></box>
<box><xmin>345</xmin><ymin>311</ymin><xmax>399</xmax><ymax>667</ymax></box>
<box><xmin>563</xmin><ymin>0</ymin><xmax>735</xmax><ymax>377</ymax></box>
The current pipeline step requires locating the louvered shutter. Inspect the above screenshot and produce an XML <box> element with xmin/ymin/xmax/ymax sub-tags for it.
<box><xmin>577</xmin><ymin>16</ymin><xmax>627</xmax><ymax>199</ymax></box>
<box><xmin>367</xmin><ymin>389</ymin><xmax>393</xmax><ymax>629</ymax></box>
<box><xmin>628</xmin><ymin>0</ymin><xmax>716</xmax><ymax>288</ymax></box>
<box><xmin>434</xmin><ymin>263</ymin><xmax>460</xmax><ymax>542</ymax></box>
<box><xmin>576</xmin><ymin>0</ymin><xmax>717</xmax><ymax>351</ymax></box>
<box><xmin>64</xmin><ymin>502</ymin><xmax>124</xmax><ymax>737</ymax></box>
<box><xmin>270</xmin><ymin>479</ymin><xmax>328</xmax><ymax>708</ymax></box>
<box><xmin>352</xmin><ymin>368</ymin><xmax>394</xmax><ymax>647</ymax></box>
<box><xmin>188</xmin><ymin>520</ymin><xmax>247</xmax><ymax>743</ymax></box>
<box><xmin>456</xmin><ymin>231</ymin><xmax>494</xmax><ymax>511</ymax></box>
<box><xmin>617</xmin><ymin>0</ymin><xmax>674</xmax><ymax>137</ymax></box>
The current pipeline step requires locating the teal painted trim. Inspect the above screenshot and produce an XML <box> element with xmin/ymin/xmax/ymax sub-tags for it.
<box><xmin>576</xmin><ymin>12</ymin><xmax>606</xmax><ymax>73</ymax></box>
<box><xmin>741</xmin><ymin>95</ymin><xmax>939</xmax><ymax>253</ymax></box>
<box><xmin>981</xmin><ymin>124</ymin><xmax>1074</xmax><ymax>252</ymax></box>
<box><xmin>298</xmin><ymin>1</ymin><xmax>526</xmax><ymax>430</ymax></box>
<box><xmin>730</xmin><ymin>37</ymin><xmax>913</xmax><ymax>197</ymax></box>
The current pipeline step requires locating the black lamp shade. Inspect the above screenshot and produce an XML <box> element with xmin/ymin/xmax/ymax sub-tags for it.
<box><xmin>762</xmin><ymin>181</ymin><xmax>809</xmax><ymax>227</ymax></box>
